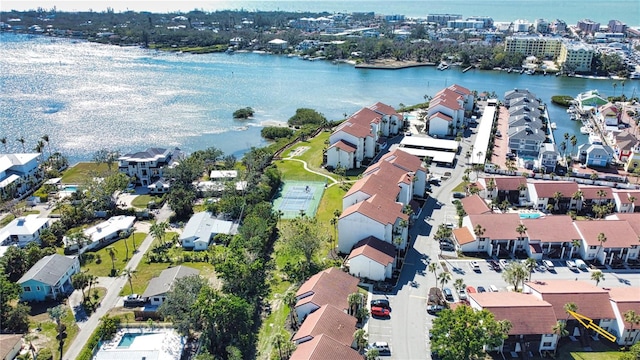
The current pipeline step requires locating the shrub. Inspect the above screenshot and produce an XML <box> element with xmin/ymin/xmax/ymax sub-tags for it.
<box><xmin>35</xmin><ymin>348</ymin><xmax>53</xmax><ymax>360</ymax></box>
<box><xmin>287</xmin><ymin>108</ymin><xmax>327</xmax><ymax>127</ymax></box>
<box><xmin>233</xmin><ymin>107</ymin><xmax>254</xmax><ymax>119</ymax></box>
<box><xmin>551</xmin><ymin>95</ymin><xmax>573</xmax><ymax>107</ymax></box>
<box><xmin>261</xmin><ymin>126</ymin><xmax>294</xmax><ymax>140</ymax></box>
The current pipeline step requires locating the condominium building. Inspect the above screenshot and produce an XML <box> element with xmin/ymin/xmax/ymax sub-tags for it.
<box><xmin>558</xmin><ymin>41</ymin><xmax>594</xmax><ymax>72</ymax></box>
<box><xmin>427</xmin><ymin>14</ymin><xmax>462</xmax><ymax>26</ymax></box>
<box><xmin>577</xmin><ymin>19</ymin><xmax>600</xmax><ymax>34</ymax></box>
<box><xmin>608</xmin><ymin>20</ymin><xmax>627</xmax><ymax>33</ymax></box>
<box><xmin>504</xmin><ymin>36</ymin><xmax>562</xmax><ymax>59</ymax></box>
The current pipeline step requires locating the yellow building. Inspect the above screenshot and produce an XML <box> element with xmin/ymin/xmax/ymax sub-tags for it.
<box><xmin>504</xmin><ymin>36</ymin><xmax>562</xmax><ymax>59</ymax></box>
<box><xmin>558</xmin><ymin>42</ymin><xmax>594</xmax><ymax>72</ymax></box>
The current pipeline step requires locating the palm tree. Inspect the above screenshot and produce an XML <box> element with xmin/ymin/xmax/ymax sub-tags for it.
<box><xmin>597</xmin><ymin>232</ymin><xmax>607</xmax><ymax>262</ymax></box>
<box><xmin>623</xmin><ymin>310</ymin><xmax>640</xmax><ymax>345</ymax></box>
<box><xmin>570</xmin><ymin>135</ymin><xmax>578</xmax><ymax>157</ymax></box>
<box><xmin>121</xmin><ymin>268</ymin><xmax>137</xmax><ymax>295</ymax></box>
<box><xmin>524</xmin><ymin>258</ymin><xmax>537</xmax><ymax>282</ymax></box>
<box><xmin>563</xmin><ymin>302</ymin><xmax>578</xmax><ymax>320</ymax></box>
<box><xmin>474</xmin><ymin>224</ymin><xmax>485</xmax><ymax>238</ymax></box>
<box><xmin>552</xmin><ymin>320</ymin><xmax>569</xmax><ymax>338</ymax></box>
<box><xmin>150</xmin><ymin>220</ymin><xmax>169</xmax><ymax>246</ymax></box>
<box><xmin>353</xmin><ymin>328</ymin><xmax>368</xmax><ymax>353</ymax></box>
<box><xmin>437</xmin><ymin>271</ymin><xmax>452</xmax><ymax>290</ymax></box>
<box><xmin>283</xmin><ymin>290</ymin><xmax>298</xmax><ymax>328</ymax></box>
<box><xmin>41</xmin><ymin>134</ymin><xmax>52</xmax><ymax>158</ymax></box>
<box><xmin>613</xmin><ymin>82</ymin><xmax>618</xmax><ymax>97</ymax></box>
<box><xmin>552</xmin><ymin>191</ymin><xmax>563</xmax><ymax>211</ymax></box>
<box><xmin>16</xmin><ymin>137</ymin><xmax>26</xmax><ymax>152</ymax></box>
<box><xmin>130</xmin><ymin>226</ymin><xmax>137</xmax><ymax>252</ymax></box>
<box><xmin>34</xmin><ymin>139</ymin><xmax>45</xmax><ymax>153</ymax></box>
<box><xmin>273</xmin><ymin>332</ymin><xmax>287</xmax><ymax>360</ymax></box>
<box><xmin>0</xmin><ymin>137</ymin><xmax>7</xmax><ymax>152</ymax></box>
<box><xmin>106</xmin><ymin>246</ymin><xmax>118</xmax><ymax>275</ymax></box>
<box><xmin>347</xmin><ymin>292</ymin><xmax>363</xmax><ymax>317</ymax></box>
<box><xmin>453</xmin><ymin>278</ymin><xmax>466</xmax><ymax>293</ymax></box>
<box><xmin>428</xmin><ymin>262</ymin><xmax>439</xmax><ymax>284</ymax></box>
<box><xmin>591</xmin><ymin>270</ymin><xmax>605</xmax><ymax>286</ymax></box>
<box><xmin>119</xmin><ymin>231</ymin><xmax>130</xmax><ymax>260</ymax></box>
<box><xmin>516</xmin><ymin>224</ymin><xmax>527</xmax><ymax>239</ymax></box>
<box><xmin>570</xmin><ymin>239</ymin><xmax>581</xmax><ymax>259</ymax></box>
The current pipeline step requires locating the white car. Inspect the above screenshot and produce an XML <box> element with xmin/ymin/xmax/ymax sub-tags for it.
<box><xmin>543</xmin><ymin>260</ymin><xmax>555</xmax><ymax>271</ymax></box>
<box><xmin>566</xmin><ymin>260</ymin><xmax>577</xmax><ymax>270</ymax></box>
<box><xmin>470</xmin><ymin>261</ymin><xmax>481</xmax><ymax>272</ymax></box>
<box><xmin>499</xmin><ymin>259</ymin><xmax>509</xmax><ymax>269</ymax></box>
<box><xmin>458</xmin><ymin>288</ymin><xmax>467</xmax><ymax>300</ymax></box>
<box><xmin>367</xmin><ymin>341</ymin><xmax>391</xmax><ymax>355</ymax></box>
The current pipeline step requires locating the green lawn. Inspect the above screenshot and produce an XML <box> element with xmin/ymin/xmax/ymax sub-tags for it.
<box><xmin>60</xmin><ymin>162</ymin><xmax>111</xmax><ymax>184</ymax></box>
<box><xmin>29</xmin><ymin>305</ymin><xmax>79</xmax><ymax>360</ymax></box>
<box><xmin>131</xmin><ymin>194</ymin><xmax>163</xmax><ymax>209</ymax></box>
<box><xmin>119</xmin><ymin>260</ymin><xmax>216</xmax><ymax>296</ymax></box>
<box><xmin>275</xmin><ymin>159</ymin><xmax>328</xmax><ymax>182</ymax></box>
<box><xmin>81</xmin><ymin>232</ymin><xmax>147</xmax><ymax>277</ymax></box>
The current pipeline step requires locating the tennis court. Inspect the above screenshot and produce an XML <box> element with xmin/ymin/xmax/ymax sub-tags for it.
<box><xmin>273</xmin><ymin>180</ymin><xmax>326</xmax><ymax>219</ymax></box>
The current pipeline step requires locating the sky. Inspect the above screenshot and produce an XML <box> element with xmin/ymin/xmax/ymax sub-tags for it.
<box><xmin>1</xmin><ymin>0</ymin><xmax>246</xmax><ymax>13</ymax></box>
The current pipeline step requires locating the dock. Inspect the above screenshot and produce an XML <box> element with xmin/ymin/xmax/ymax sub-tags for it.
<box><xmin>462</xmin><ymin>66</ymin><xmax>473</xmax><ymax>73</ymax></box>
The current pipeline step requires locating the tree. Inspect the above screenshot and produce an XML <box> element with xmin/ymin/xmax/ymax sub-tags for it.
<box><xmin>597</xmin><ymin>232</ymin><xmax>607</xmax><ymax>261</ymax></box>
<box><xmin>623</xmin><ymin>310</ymin><xmax>640</xmax><ymax>345</ymax></box>
<box><xmin>150</xmin><ymin>220</ymin><xmax>169</xmax><ymax>247</ymax></box>
<box><xmin>428</xmin><ymin>262</ymin><xmax>439</xmax><ymax>284</ymax></box>
<box><xmin>0</xmin><ymin>137</ymin><xmax>7</xmax><ymax>152</ymax></box>
<box><xmin>119</xmin><ymin>231</ymin><xmax>130</xmax><ymax>260</ymax></box>
<box><xmin>48</xmin><ymin>304</ymin><xmax>66</xmax><ymax>358</ymax></box>
<box><xmin>570</xmin><ymin>239</ymin><xmax>581</xmax><ymax>258</ymax></box>
<box><xmin>0</xmin><ymin>270</ymin><xmax>23</xmax><ymax>332</ymax></box>
<box><xmin>0</xmin><ymin>246</ymin><xmax>29</xmax><ymax>282</ymax></box>
<box><xmin>591</xmin><ymin>270</ymin><xmax>605</xmax><ymax>286</ymax></box>
<box><xmin>166</xmin><ymin>182</ymin><xmax>197</xmax><ymax>219</ymax></box>
<box><xmin>516</xmin><ymin>224</ymin><xmax>527</xmax><ymax>239</ymax></box>
<box><xmin>619</xmin><ymin>343</ymin><xmax>640</xmax><ymax>360</ymax></box>
<box><xmin>16</xmin><ymin>137</ymin><xmax>26</xmax><ymax>152</ymax></box>
<box><xmin>71</xmin><ymin>272</ymin><xmax>90</xmax><ymax>303</ymax></box>
<box><xmin>431</xmin><ymin>305</ymin><xmax>511</xmax><ymax>360</ymax></box>
<box><xmin>347</xmin><ymin>292</ymin><xmax>364</xmax><ymax>317</ymax></box>
<box><xmin>523</xmin><ymin>258</ymin><xmax>537</xmax><ymax>282</ymax></box>
<box><xmin>437</xmin><ymin>271</ymin><xmax>452</xmax><ymax>290</ymax></box>
<box><xmin>281</xmin><ymin>216</ymin><xmax>326</xmax><ymax>276</ymax></box>
<box><xmin>502</xmin><ymin>261</ymin><xmax>528</xmax><ymax>291</ymax></box>
<box><xmin>353</xmin><ymin>328</ymin><xmax>368</xmax><ymax>353</ymax></box>
<box><xmin>159</xmin><ymin>274</ymin><xmax>207</xmax><ymax>336</ymax></box>
<box><xmin>453</xmin><ymin>278</ymin><xmax>466</xmax><ymax>294</ymax></box>
<box><xmin>287</xmin><ymin>108</ymin><xmax>327</xmax><ymax>127</ymax></box>
<box><xmin>283</xmin><ymin>289</ymin><xmax>299</xmax><ymax>327</ymax></box>
<box><xmin>92</xmin><ymin>149</ymin><xmax>120</xmax><ymax>172</ymax></box>
<box><xmin>105</xmin><ymin>246</ymin><xmax>118</xmax><ymax>275</ymax></box>
<box><xmin>121</xmin><ymin>268</ymin><xmax>137</xmax><ymax>295</ymax></box>
<box><xmin>41</xmin><ymin>134</ymin><xmax>52</xmax><ymax>158</ymax></box>
<box><xmin>564</xmin><ymin>302</ymin><xmax>578</xmax><ymax>320</ymax></box>
<box><xmin>552</xmin><ymin>320</ymin><xmax>569</xmax><ymax>338</ymax></box>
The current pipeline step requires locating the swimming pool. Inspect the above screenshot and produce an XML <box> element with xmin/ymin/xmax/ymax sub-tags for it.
<box><xmin>519</xmin><ymin>213</ymin><xmax>541</xmax><ymax>219</ymax></box>
<box><xmin>61</xmin><ymin>185</ymin><xmax>78</xmax><ymax>192</ymax></box>
<box><xmin>117</xmin><ymin>333</ymin><xmax>143</xmax><ymax>348</ymax></box>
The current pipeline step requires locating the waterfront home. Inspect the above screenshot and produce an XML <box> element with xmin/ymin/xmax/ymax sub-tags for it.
<box><xmin>327</xmin><ymin>107</ymin><xmax>379</xmax><ymax>170</ymax></box>
<box><xmin>267</xmin><ymin>38</ymin><xmax>288</xmax><ymax>50</ymax></box>
<box><xmin>611</xmin><ymin>130</ymin><xmax>639</xmax><ymax>164</ymax></box>
<box><xmin>148</xmin><ymin>178</ymin><xmax>170</xmax><ymax>194</ymax></box>
<box><xmin>141</xmin><ymin>265</ymin><xmax>199</xmax><ymax>306</ymax></box>
<box><xmin>118</xmin><ymin>148</ymin><xmax>178</xmax><ymax>187</ymax></box>
<box><xmin>63</xmin><ymin>215</ymin><xmax>136</xmax><ymax>253</ymax></box>
<box><xmin>346</xmin><ymin>236</ymin><xmax>396</xmax><ymax>281</ymax></box>
<box><xmin>597</xmin><ymin>103</ymin><xmax>621</xmax><ymax>128</ymax></box>
<box><xmin>573</xmin><ymin>219</ymin><xmax>639</xmax><ymax>265</ymax></box>
<box><xmin>575</xmin><ymin>90</ymin><xmax>607</xmax><ymax>111</ymax></box>
<box><xmin>507</xmin><ymin>126</ymin><xmax>546</xmax><ymax>156</ymax></box>
<box><xmin>0</xmin><ymin>214</ymin><xmax>50</xmax><ymax>248</ymax></box>
<box><xmin>469</xmin><ymin>292</ymin><xmax>559</xmax><ymax>356</ymax></box>
<box><xmin>369</xmin><ymin>101</ymin><xmax>404</xmax><ymax>137</ymax></box>
<box><xmin>577</xmin><ymin>143</ymin><xmax>614</xmax><ymax>167</ymax></box>
<box><xmin>294</xmin><ymin>267</ymin><xmax>359</xmax><ymax>325</ymax></box>
<box><xmin>527</xmin><ymin>181</ymin><xmax>579</xmax><ymax>211</ymax></box>
<box><xmin>608</xmin><ymin>287</ymin><xmax>640</xmax><ymax>346</ymax></box>
<box><xmin>0</xmin><ymin>153</ymin><xmax>42</xmax><ymax>199</ymax></box>
<box><xmin>292</xmin><ymin>304</ymin><xmax>357</xmax><ymax>347</ymax></box>
<box><xmin>611</xmin><ymin>190</ymin><xmax>640</xmax><ymax>213</ymax></box>
<box><xmin>504</xmin><ymin>89</ymin><xmax>537</xmax><ymax>104</ymax></box>
<box><xmin>18</xmin><ymin>254</ymin><xmax>80</xmax><ymax>302</ymax></box>
<box><xmin>538</xmin><ymin>143</ymin><xmax>559</xmax><ymax>173</ymax></box>
<box><xmin>426</xmin><ymin>87</ymin><xmax>467</xmax><ymax>136</ymax></box>
<box><xmin>180</xmin><ymin>212</ymin><xmax>238</xmax><ymax>251</ymax></box>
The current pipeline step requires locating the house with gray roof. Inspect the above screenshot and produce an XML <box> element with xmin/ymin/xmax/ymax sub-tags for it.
<box><xmin>538</xmin><ymin>143</ymin><xmax>559</xmax><ymax>173</ymax></box>
<box><xmin>508</xmin><ymin>104</ymin><xmax>542</xmax><ymax>119</ymax></box>
<box><xmin>141</xmin><ymin>265</ymin><xmax>199</xmax><ymax>306</ymax></box>
<box><xmin>578</xmin><ymin>143</ymin><xmax>614</xmax><ymax>167</ymax></box>
<box><xmin>18</xmin><ymin>254</ymin><xmax>80</xmax><ymax>302</ymax></box>
<box><xmin>508</xmin><ymin>126</ymin><xmax>547</xmax><ymax>155</ymax></box>
<box><xmin>508</xmin><ymin>114</ymin><xmax>544</xmax><ymax>130</ymax></box>
<box><xmin>180</xmin><ymin>212</ymin><xmax>239</xmax><ymax>251</ymax></box>
<box><xmin>505</xmin><ymin>96</ymin><xmax>540</xmax><ymax>109</ymax></box>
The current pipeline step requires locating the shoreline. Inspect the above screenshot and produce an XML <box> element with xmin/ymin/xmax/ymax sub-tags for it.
<box><xmin>354</xmin><ymin>60</ymin><xmax>436</xmax><ymax>70</ymax></box>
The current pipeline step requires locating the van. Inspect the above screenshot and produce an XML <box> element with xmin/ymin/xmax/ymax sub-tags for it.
<box><xmin>575</xmin><ymin>259</ymin><xmax>587</xmax><ymax>270</ymax></box>
<box><xmin>489</xmin><ymin>285</ymin><xmax>499</xmax><ymax>292</ymax></box>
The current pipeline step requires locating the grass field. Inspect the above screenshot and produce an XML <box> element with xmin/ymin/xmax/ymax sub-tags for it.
<box><xmin>28</xmin><ymin>304</ymin><xmax>79</xmax><ymax>360</ymax></box>
<box><xmin>131</xmin><ymin>194</ymin><xmax>163</xmax><ymax>209</ymax></box>
<box><xmin>60</xmin><ymin>162</ymin><xmax>111</xmax><ymax>184</ymax></box>
<box><xmin>81</xmin><ymin>232</ymin><xmax>146</xmax><ymax>277</ymax></box>
<box><xmin>119</xmin><ymin>261</ymin><xmax>216</xmax><ymax>296</ymax></box>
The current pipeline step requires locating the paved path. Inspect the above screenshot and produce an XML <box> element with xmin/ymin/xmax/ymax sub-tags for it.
<box><xmin>63</xmin><ymin>206</ymin><xmax>172</xmax><ymax>360</ymax></box>
<box><xmin>280</xmin><ymin>157</ymin><xmax>339</xmax><ymax>185</ymax></box>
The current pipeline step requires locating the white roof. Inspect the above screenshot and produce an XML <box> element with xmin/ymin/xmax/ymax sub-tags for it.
<box><xmin>268</xmin><ymin>38</ymin><xmax>288</xmax><ymax>44</ymax></box>
<box><xmin>83</xmin><ymin>215</ymin><xmax>135</xmax><ymax>243</ymax></box>
<box><xmin>0</xmin><ymin>214</ymin><xmax>49</xmax><ymax>240</ymax></box>
<box><xmin>45</xmin><ymin>177</ymin><xmax>62</xmax><ymax>185</ymax></box>
<box><xmin>471</xmin><ymin>103</ymin><xmax>497</xmax><ymax>165</ymax></box>
<box><xmin>0</xmin><ymin>153</ymin><xmax>40</xmax><ymax>173</ymax></box>
<box><xmin>396</xmin><ymin>147</ymin><xmax>457</xmax><ymax>163</ymax></box>
<box><xmin>209</xmin><ymin>170</ymin><xmax>238</xmax><ymax>179</ymax></box>
<box><xmin>0</xmin><ymin>174</ymin><xmax>20</xmax><ymax>188</ymax></box>
<box><xmin>400</xmin><ymin>136</ymin><xmax>459</xmax><ymax>151</ymax></box>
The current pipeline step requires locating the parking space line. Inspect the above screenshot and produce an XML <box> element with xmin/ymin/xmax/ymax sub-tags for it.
<box><xmin>410</xmin><ymin>295</ymin><xmax>429</xmax><ymax>300</ymax></box>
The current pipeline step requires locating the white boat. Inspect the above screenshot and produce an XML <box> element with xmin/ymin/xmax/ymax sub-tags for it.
<box><xmin>550</xmin><ymin>122</ymin><xmax>557</xmax><ymax>129</ymax></box>
<box><xmin>580</xmin><ymin>126</ymin><xmax>590</xmax><ymax>134</ymax></box>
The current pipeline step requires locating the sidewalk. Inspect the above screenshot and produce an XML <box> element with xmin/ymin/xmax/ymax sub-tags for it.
<box><xmin>63</xmin><ymin>205</ymin><xmax>172</xmax><ymax>360</ymax></box>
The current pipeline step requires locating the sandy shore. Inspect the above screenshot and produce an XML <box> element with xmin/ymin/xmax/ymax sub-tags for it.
<box><xmin>355</xmin><ymin>59</ymin><xmax>436</xmax><ymax>70</ymax></box>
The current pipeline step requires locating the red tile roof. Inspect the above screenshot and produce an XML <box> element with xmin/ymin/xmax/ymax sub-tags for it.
<box><xmin>492</xmin><ymin>176</ymin><xmax>527</xmax><ymax>191</ymax></box>
<box><xmin>345</xmin><ymin>167</ymin><xmax>402</xmax><ymax>201</ymax></box>
<box><xmin>429</xmin><ymin>111</ymin><xmax>453</xmax><ymax>122</ymax></box>
<box><xmin>430</xmin><ymin>94</ymin><xmax>462</xmax><ymax>111</ymax></box>
<box><xmin>447</xmin><ymin>84</ymin><xmax>471</xmax><ymax>96</ymax></box>
<box><xmin>290</xmin><ymin>333</ymin><xmax>362</xmax><ymax>360</ymax></box>
<box><xmin>349</xmin><ymin>107</ymin><xmax>382</xmax><ymax>127</ymax></box>
<box><xmin>453</xmin><ymin>227</ymin><xmax>476</xmax><ymax>245</ymax></box>
<box><xmin>373</xmin><ymin>148</ymin><xmax>426</xmax><ymax>173</ymax></box>
<box><xmin>610</xmin><ymin>213</ymin><xmax>640</xmax><ymax>236</ymax></box>
<box><xmin>461</xmin><ymin>195</ymin><xmax>491</xmax><ymax>215</ymax></box>
<box><xmin>573</xmin><ymin>220</ymin><xmax>639</xmax><ymax>248</ymax></box>
<box><xmin>348</xmin><ymin>236</ymin><xmax>395</xmax><ymax>266</ymax></box>
<box><xmin>334</xmin><ymin>121</ymin><xmax>373</xmax><ymax>138</ymax></box>
<box><xmin>341</xmin><ymin>194</ymin><xmax>407</xmax><ymax>226</ymax></box>
<box><xmin>296</xmin><ymin>268</ymin><xmax>360</xmax><ymax>312</ymax></box>
<box><xmin>531</xmin><ymin>181</ymin><xmax>579</xmax><ymax>199</ymax></box>
<box><xmin>608</xmin><ymin>287</ymin><xmax>640</xmax><ymax>330</ymax></box>
<box><xmin>612</xmin><ymin>190</ymin><xmax>640</xmax><ymax>205</ymax></box>
<box><xmin>329</xmin><ymin>140</ymin><xmax>357</xmax><ymax>153</ymax></box>
<box><xmin>578</xmin><ymin>185</ymin><xmax>614</xmax><ymax>200</ymax></box>
<box><xmin>292</xmin><ymin>304</ymin><xmax>357</xmax><ymax>346</ymax></box>
<box><xmin>468</xmin><ymin>213</ymin><xmax>522</xmax><ymax>240</ymax></box>
<box><xmin>471</xmin><ymin>292</ymin><xmax>557</xmax><ymax>335</ymax></box>
<box><xmin>525</xmin><ymin>280</ymin><xmax>615</xmax><ymax>320</ymax></box>
<box><xmin>369</xmin><ymin>102</ymin><xmax>398</xmax><ymax>117</ymax></box>
<box><xmin>522</xmin><ymin>215</ymin><xmax>581</xmax><ymax>243</ymax></box>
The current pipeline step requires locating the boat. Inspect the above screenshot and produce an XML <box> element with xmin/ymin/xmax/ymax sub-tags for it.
<box><xmin>550</xmin><ymin>122</ymin><xmax>557</xmax><ymax>129</ymax></box>
<box><xmin>437</xmin><ymin>62</ymin><xmax>449</xmax><ymax>70</ymax></box>
<box><xmin>526</xmin><ymin>69</ymin><xmax>535</xmax><ymax>75</ymax></box>
<box><xmin>580</xmin><ymin>126</ymin><xmax>590</xmax><ymax>134</ymax></box>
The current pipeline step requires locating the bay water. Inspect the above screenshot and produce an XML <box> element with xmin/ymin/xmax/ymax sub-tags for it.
<box><xmin>1</xmin><ymin>33</ymin><xmax>636</xmax><ymax>163</ymax></box>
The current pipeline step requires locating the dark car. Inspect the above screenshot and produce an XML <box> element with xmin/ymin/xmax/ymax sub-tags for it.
<box><xmin>427</xmin><ymin>305</ymin><xmax>445</xmax><ymax>315</ymax></box>
<box><xmin>443</xmin><ymin>288</ymin><xmax>454</xmax><ymax>302</ymax></box>
<box><xmin>477</xmin><ymin>286</ymin><xmax>487</xmax><ymax>293</ymax></box>
<box><xmin>489</xmin><ymin>260</ymin><xmax>501</xmax><ymax>271</ymax></box>
<box><xmin>371</xmin><ymin>306</ymin><xmax>391</xmax><ymax>318</ymax></box>
<box><xmin>371</xmin><ymin>299</ymin><xmax>390</xmax><ymax>309</ymax></box>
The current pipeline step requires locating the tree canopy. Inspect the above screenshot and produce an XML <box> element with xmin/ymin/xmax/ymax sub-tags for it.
<box><xmin>431</xmin><ymin>305</ymin><xmax>511</xmax><ymax>360</ymax></box>
<box><xmin>287</xmin><ymin>108</ymin><xmax>327</xmax><ymax>127</ymax></box>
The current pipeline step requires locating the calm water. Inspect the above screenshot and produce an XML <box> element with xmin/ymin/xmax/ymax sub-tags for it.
<box><xmin>1</xmin><ymin>33</ymin><xmax>637</xmax><ymax>163</ymax></box>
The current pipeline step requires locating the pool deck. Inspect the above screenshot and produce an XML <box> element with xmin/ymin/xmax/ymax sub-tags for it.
<box><xmin>95</xmin><ymin>328</ymin><xmax>184</xmax><ymax>360</ymax></box>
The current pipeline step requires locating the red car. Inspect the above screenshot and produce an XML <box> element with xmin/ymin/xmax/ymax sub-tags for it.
<box><xmin>371</xmin><ymin>306</ymin><xmax>391</xmax><ymax>318</ymax></box>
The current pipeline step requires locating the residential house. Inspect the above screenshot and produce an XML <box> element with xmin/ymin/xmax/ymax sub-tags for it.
<box><xmin>527</xmin><ymin>181</ymin><xmax>579</xmax><ymax>211</ymax></box>
<box><xmin>575</xmin><ymin>90</ymin><xmax>607</xmax><ymax>111</ymax></box>
<box><xmin>504</xmin><ymin>89</ymin><xmax>537</xmax><ymax>105</ymax></box>
<box><xmin>0</xmin><ymin>334</ymin><xmax>23</xmax><ymax>360</ymax></box>
<box><xmin>427</xmin><ymin>87</ymin><xmax>466</xmax><ymax>136</ymax></box>
<box><xmin>538</xmin><ymin>143</ymin><xmax>559</xmax><ymax>173</ymax></box>
<box><xmin>578</xmin><ymin>143</ymin><xmax>614</xmax><ymax>167</ymax></box>
<box><xmin>612</xmin><ymin>190</ymin><xmax>640</xmax><ymax>213</ymax></box>
<box><xmin>0</xmin><ymin>214</ymin><xmax>50</xmax><ymax>248</ymax></box>
<box><xmin>63</xmin><ymin>215</ymin><xmax>136</xmax><ymax>254</ymax></box>
<box><xmin>573</xmin><ymin>219</ymin><xmax>639</xmax><ymax>265</ymax></box>
<box><xmin>608</xmin><ymin>287</ymin><xmax>640</xmax><ymax>346</ymax></box>
<box><xmin>294</xmin><ymin>268</ymin><xmax>359</xmax><ymax>325</ymax></box>
<box><xmin>461</xmin><ymin>213</ymin><xmax>522</xmax><ymax>256</ymax></box>
<box><xmin>524</xmin><ymin>280</ymin><xmax>616</xmax><ymax>339</ymax></box>
<box><xmin>612</xmin><ymin>130</ymin><xmax>639</xmax><ymax>164</ymax></box>
<box><xmin>118</xmin><ymin>148</ymin><xmax>177</xmax><ymax>187</ymax></box>
<box><xmin>267</xmin><ymin>38</ymin><xmax>288</xmax><ymax>50</ymax></box>
<box><xmin>369</xmin><ymin>102</ymin><xmax>403</xmax><ymax>137</ymax></box>
<box><xmin>480</xmin><ymin>176</ymin><xmax>528</xmax><ymax>204</ymax></box>
<box><xmin>18</xmin><ymin>254</ymin><xmax>80</xmax><ymax>302</ymax></box>
<box><xmin>578</xmin><ymin>185</ymin><xmax>614</xmax><ymax>214</ymax></box>
<box><xmin>0</xmin><ymin>153</ymin><xmax>42</xmax><ymax>199</ymax></box>
<box><xmin>597</xmin><ymin>103</ymin><xmax>621</xmax><ymax>128</ymax></box>
<box><xmin>141</xmin><ymin>265</ymin><xmax>199</xmax><ymax>306</ymax></box>
<box><xmin>292</xmin><ymin>304</ymin><xmax>357</xmax><ymax>347</ymax></box>
<box><xmin>289</xmin><ymin>334</ymin><xmax>362</xmax><ymax>360</ymax></box>
<box><xmin>180</xmin><ymin>212</ymin><xmax>238</xmax><ymax>251</ymax></box>
<box><xmin>469</xmin><ymin>292</ymin><xmax>559</xmax><ymax>355</ymax></box>
<box><xmin>460</xmin><ymin>195</ymin><xmax>492</xmax><ymax>215</ymax></box>
<box><xmin>521</xmin><ymin>215</ymin><xmax>581</xmax><ymax>259</ymax></box>
<box><xmin>347</xmin><ymin>236</ymin><xmax>396</xmax><ymax>281</ymax></box>
<box><xmin>327</xmin><ymin>107</ymin><xmax>380</xmax><ymax>169</ymax></box>
<box><xmin>507</xmin><ymin>126</ymin><xmax>547</xmax><ymax>156</ymax></box>
<box><xmin>508</xmin><ymin>113</ymin><xmax>544</xmax><ymax>130</ymax></box>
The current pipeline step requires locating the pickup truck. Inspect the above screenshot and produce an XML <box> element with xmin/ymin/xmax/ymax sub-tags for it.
<box><xmin>123</xmin><ymin>294</ymin><xmax>145</xmax><ymax>307</ymax></box>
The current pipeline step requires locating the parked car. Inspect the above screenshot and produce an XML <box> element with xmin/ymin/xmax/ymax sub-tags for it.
<box><xmin>477</xmin><ymin>286</ymin><xmax>487</xmax><ymax>293</ymax></box>
<box><xmin>470</xmin><ymin>261</ymin><xmax>481</xmax><ymax>272</ymax></box>
<box><xmin>371</xmin><ymin>306</ymin><xmax>391</xmax><ymax>318</ymax></box>
<box><xmin>466</xmin><ymin>286</ymin><xmax>476</xmax><ymax>294</ymax></box>
<box><xmin>123</xmin><ymin>294</ymin><xmax>145</xmax><ymax>307</ymax></box>
<box><xmin>488</xmin><ymin>260</ymin><xmax>501</xmax><ymax>271</ymax></box>
<box><xmin>371</xmin><ymin>299</ymin><xmax>391</xmax><ymax>309</ymax></box>
<box><xmin>427</xmin><ymin>305</ymin><xmax>445</xmax><ymax>315</ymax></box>
<box><xmin>489</xmin><ymin>285</ymin><xmax>499</xmax><ymax>292</ymax></box>
<box><xmin>443</xmin><ymin>288</ymin><xmax>454</xmax><ymax>301</ymax></box>
<box><xmin>458</xmin><ymin>288</ymin><xmax>467</xmax><ymax>300</ymax></box>
<box><xmin>566</xmin><ymin>260</ymin><xmax>578</xmax><ymax>271</ymax></box>
<box><xmin>575</xmin><ymin>259</ymin><xmax>588</xmax><ymax>270</ymax></box>
<box><xmin>499</xmin><ymin>259</ymin><xmax>509</xmax><ymax>269</ymax></box>
<box><xmin>543</xmin><ymin>260</ymin><xmax>555</xmax><ymax>271</ymax></box>
<box><xmin>367</xmin><ymin>341</ymin><xmax>391</xmax><ymax>355</ymax></box>
<box><xmin>440</xmin><ymin>243</ymin><xmax>455</xmax><ymax>251</ymax></box>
